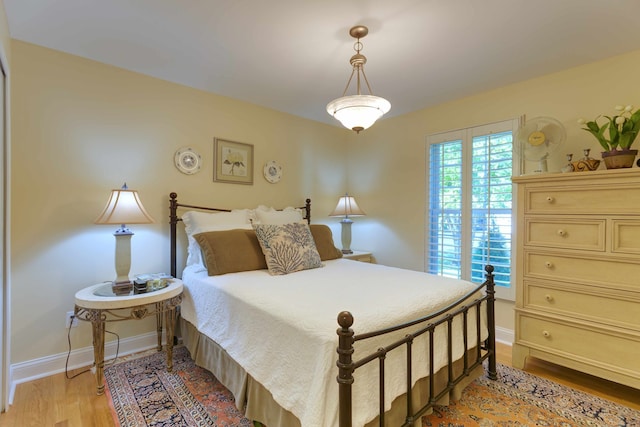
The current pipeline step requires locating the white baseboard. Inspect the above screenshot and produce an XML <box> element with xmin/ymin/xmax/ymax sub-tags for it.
<box><xmin>495</xmin><ymin>326</ymin><xmax>514</xmax><ymax>346</ymax></box>
<box><xmin>8</xmin><ymin>332</ymin><xmax>161</xmax><ymax>405</ymax></box>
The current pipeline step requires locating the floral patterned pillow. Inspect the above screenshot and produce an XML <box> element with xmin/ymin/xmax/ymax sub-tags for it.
<box><xmin>254</xmin><ymin>223</ymin><xmax>323</xmax><ymax>275</ymax></box>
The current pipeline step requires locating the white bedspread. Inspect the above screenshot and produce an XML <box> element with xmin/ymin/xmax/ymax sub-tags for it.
<box><xmin>180</xmin><ymin>259</ymin><xmax>486</xmax><ymax>427</ymax></box>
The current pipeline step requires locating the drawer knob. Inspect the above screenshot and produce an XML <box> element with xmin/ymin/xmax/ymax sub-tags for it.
<box><xmin>544</xmin><ymin>261</ymin><xmax>554</xmax><ymax>269</ymax></box>
<box><xmin>546</xmin><ymin>196</ymin><xmax>555</xmax><ymax>203</ymax></box>
<box><xmin>557</xmin><ymin>229</ymin><xmax>566</xmax><ymax>237</ymax></box>
<box><xmin>545</xmin><ymin>294</ymin><xmax>554</xmax><ymax>302</ymax></box>
<box><xmin>542</xmin><ymin>330</ymin><xmax>551</xmax><ymax>338</ymax></box>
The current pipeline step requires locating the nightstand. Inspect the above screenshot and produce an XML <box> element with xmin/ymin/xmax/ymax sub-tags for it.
<box><xmin>342</xmin><ymin>250</ymin><xmax>373</xmax><ymax>263</ymax></box>
<box><xmin>74</xmin><ymin>279</ymin><xmax>183</xmax><ymax>395</ymax></box>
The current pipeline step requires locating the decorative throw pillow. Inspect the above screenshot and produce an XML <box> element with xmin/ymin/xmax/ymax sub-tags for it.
<box><xmin>193</xmin><ymin>229</ymin><xmax>267</xmax><ymax>276</ymax></box>
<box><xmin>309</xmin><ymin>224</ymin><xmax>343</xmax><ymax>261</ymax></box>
<box><xmin>254</xmin><ymin>223</ymin><xmax>323</xmax><ymax>275</ymax></box>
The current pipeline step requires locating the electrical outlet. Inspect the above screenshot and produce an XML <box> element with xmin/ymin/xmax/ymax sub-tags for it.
<box><xmin>65</xmin><ymin>311</ymin><xmax>78</xmax><ymax>328</ymax></box>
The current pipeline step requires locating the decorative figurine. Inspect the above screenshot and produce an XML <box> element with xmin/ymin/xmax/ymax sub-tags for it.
<box><xmin>561</xmin><ymin>154</ymin><xmax>575</xmax><ymax>173</ymax></box>
<box><xmin>572</xmin><ymin>148</ymin><xmax>600</xmax><ymax>171</ymax></box>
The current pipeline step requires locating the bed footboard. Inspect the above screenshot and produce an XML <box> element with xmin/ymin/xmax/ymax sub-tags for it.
<box><xmin>337</xmin><ymin>265</ymin><xmax>496</xmax><ymax>427</ymax></box>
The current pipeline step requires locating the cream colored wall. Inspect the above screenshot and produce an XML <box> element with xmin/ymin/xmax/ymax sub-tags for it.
<box><xmin>1</xmin><ymin>0</ymin><xmax>11</xmax><ymax>410</ymax></box>
<box><xmin>10</xmin><ymin>41</ymin><xmax>347</xmax><ymax>364</ymax></box>
<box><xmin>0</xmin><ymin>3</ymin><xmax>9</xmax><ymax>64</ymax></box>
<box><xmin>348</xmin><ymin>49</ymin><xmax>640</xmax><ymax>333</ymax></box>
<box><xmin>11</xmin><ymin>35</ymin><xmax>640</xmax><ymax>364</ymax></box>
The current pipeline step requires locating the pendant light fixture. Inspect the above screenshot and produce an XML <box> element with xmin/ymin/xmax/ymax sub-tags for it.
<box><xmin>326</xmin><ymin>25</ymin><xmax>391</xmax><ymax>133</ymax></box>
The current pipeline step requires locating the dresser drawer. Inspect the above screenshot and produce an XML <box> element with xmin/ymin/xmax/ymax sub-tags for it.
<box><xmin>525</xmin><ymin>185</ymin><xmax>640</xmax><ymax>215</ymax></box>
<box><xmin>517</xmin><ymin>314</ymin><xmax>640</xmax><ymax>373</ymax></box>
<box><xmin>523</xmin><ymin>281</ymin><xmax>640</xmax><ymax>329</ymax></box>
<box><xmin>524</xmin><ymin>251</ymin><xmax>640</xmax><ymax>292</ymax></box>
<box><xmin>612</xmin><ymin>220</ymin><xmax>640</xmax><ymax>255</ymax></box>
<box><xmin>524</xmin><ymin>218</ymin><xmax>605</xmax><ymax>251</ymax></box>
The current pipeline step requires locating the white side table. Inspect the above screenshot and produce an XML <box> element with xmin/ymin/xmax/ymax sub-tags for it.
<box><xmin>74</xmin><ymin>279</ymin><xmax>183</xmax><ymax>395</ymax></box>
<box><xmin>343</xmin><ymin>251</ymin><xmax>373</xmax><ymax>263</ymax></box>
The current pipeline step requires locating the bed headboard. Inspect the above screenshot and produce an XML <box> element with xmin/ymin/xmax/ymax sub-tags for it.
<box><xmin>169</xmin><ymin>192</ymin><xmax>311</xmax><ymax>277</ymax></box>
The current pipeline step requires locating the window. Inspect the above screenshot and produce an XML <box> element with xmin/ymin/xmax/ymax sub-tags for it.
<box><xmin>426</xmin><ymin>119</ymin><xmax>519</xmax><ymax>300</ymax></box>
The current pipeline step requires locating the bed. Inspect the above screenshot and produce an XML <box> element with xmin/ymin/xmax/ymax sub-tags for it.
<box><xmin>169</xmin><ymin>192</ymin><xmax>497</xmax><ymax>427</ymax></box>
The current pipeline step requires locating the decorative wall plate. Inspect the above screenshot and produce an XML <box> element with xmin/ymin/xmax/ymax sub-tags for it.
<box><xmin>263</xmin><ymin>160</ymin><xmax>282</xmax><ymax>183</ymax></box>
<box><xmin>174</xmin><ymin>147</ymin><xmax>202</xmax><ymax>175</ymax></box>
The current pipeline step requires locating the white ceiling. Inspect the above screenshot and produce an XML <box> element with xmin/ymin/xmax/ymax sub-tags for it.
<box><xmin>5</xmin><ymin>0</ymin><xmax>640</xmax><ymax>127</ymax></box>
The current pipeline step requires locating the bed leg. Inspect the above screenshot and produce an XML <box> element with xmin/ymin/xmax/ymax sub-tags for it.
<box><xmin>485</xmin><ymin>265</ymin><xmax>497</xmax><ymax>380</ymax></box>
<box><xmin>337</xmin><ymin>311</ymin><xmax>355</xmax><ymax>427</ymax></box>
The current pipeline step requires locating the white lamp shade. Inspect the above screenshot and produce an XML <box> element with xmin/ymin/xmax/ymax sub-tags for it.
<box><xmin>95</xmin><ymin>189</ymin><xmax>155</xmax><ymax>225</ymax></box>
<box><xmin>326</xmin><ymin>95</ymin><xmax>391</xmax><ymax>132</ymax></box>
<box><xmin>329</xmin><ymin>195</ymin><xmax>366</xmax><ymax>218</ymax></box>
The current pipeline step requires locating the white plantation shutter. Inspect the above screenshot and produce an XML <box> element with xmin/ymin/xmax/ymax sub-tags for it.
<box><xmin>426</xmin><ymin>119</ymin><xmax>519</xmax><ymax>300</ymax></box>
<box><xmin>427</xmin><ymin>138</ymin><xmax>463</xmax><ymax>278</ymax></box>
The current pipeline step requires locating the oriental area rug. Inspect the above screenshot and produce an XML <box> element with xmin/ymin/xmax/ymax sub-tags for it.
<box><xmin>105</xmin><ymin>346</ymin><xmax>640</xmax><ymax>427</ymax></box>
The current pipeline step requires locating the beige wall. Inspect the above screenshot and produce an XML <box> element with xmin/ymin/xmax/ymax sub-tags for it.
<box><xmin>10</xmin><ymin>35</ymin><xmax>640</xmax><ymax>365</ymax></box>
<box><xmin>0</xmin><ymin>1</ymin><xmax>9</xmax><ymax>64</ymax></box>
<box><xmin>10</xmin><ymin>41</ymin><xmax>347</xmax><ymax>363</ymax></box>
<box><xmin>349</xmin><ymin>48</ymin><xmax>640</xmax><ymax>331</ymax></box>
<box><xmin>0</xmin><ymin>12</ymin><xmax>8</xmax><ymax>64</ymax></box>
<box><xmin>1</xmin><ymin>0</ymin><xmax>11</xmax><ymax>409</ymax></box>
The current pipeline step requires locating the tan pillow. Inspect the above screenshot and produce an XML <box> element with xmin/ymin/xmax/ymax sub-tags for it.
<box><xmin>309</xmin><ymin>224</ymin><xmax>343</xmax><ymax>261</ymax></box>
<box><xmin>254</xmin><ymin>223</ymin><xmax>323</xmax><ymax>275</ymax></box>
<box><xmin>193</xmin><ymin>229</ymin><xmax>267</xmax><ymax>276</ymax></box>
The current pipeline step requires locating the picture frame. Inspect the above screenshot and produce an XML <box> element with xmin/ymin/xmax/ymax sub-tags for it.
<box><xmin>213</xmin><ymin>138</ymin><xmax>254</xmax><ymax>185</ymax></box>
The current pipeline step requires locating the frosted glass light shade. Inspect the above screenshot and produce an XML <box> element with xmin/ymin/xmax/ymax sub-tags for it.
<box><xmin>326</xmin><ymin>95</ymin><xmax>391</xmax><ymax>132</ymax></box>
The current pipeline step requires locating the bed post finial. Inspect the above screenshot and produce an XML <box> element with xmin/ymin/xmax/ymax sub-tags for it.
<box><xmin>305</xmin><ymin>198</ymin><xmax>311</xmax><ymax>224</ymax></box>
<box><xmin>337</xmin><ymin>311</ymin><xmax>354</xmax><ymax>427</ymax></box>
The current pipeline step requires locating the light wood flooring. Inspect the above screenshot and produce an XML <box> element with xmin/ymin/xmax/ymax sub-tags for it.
<box><xmin>0</xmin><ymin>342</ymin><xmax>638</xmax><ymax>426</ymax></box>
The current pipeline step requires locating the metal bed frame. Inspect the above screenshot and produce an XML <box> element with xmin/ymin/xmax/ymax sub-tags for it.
<box><xmin>168</xmin><ymin>192</ymin><xmax>496</xmax><ymax>427</ymax></box>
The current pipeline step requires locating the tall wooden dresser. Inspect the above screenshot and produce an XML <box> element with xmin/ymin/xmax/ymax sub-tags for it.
<box><xmin>512</xmin><ymin>168</ymin><xmax>640</xmax><ymax>389</ymax></box>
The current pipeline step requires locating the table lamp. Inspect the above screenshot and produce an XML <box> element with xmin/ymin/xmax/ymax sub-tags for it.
<box><xmin>329</xmin><ymin>193</ymin><xmax>366</xmax><ymax>254</ymax></box>
<box><xmin>95</xmin><ymin>183</ymin><xmax>155</xmax><ymax>293</ymax></box>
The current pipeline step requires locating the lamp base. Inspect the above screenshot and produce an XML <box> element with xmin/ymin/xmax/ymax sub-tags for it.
<box><xmin>340</xmin><ymin>218</ymin><xmax>354</xmax><ymax>254</ymax></box>
<box><xmin>111</xmin><ymin>281</ymin><xmax>133</xmax><ymax>296</ymax></box>
<box><xmin>113</xmin><ymin>231</ymin><xmax>133</xmax><ymax>295</ymax></box>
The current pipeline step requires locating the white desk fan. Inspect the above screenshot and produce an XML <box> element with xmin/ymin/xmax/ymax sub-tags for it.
<box><xmin>514</xmin><ymin>117</ymin><xmax>566</xmax><ymax>173</ymax></box>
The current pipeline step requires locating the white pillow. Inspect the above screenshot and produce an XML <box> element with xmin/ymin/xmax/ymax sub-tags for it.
<box><xmin>183</xmin><ymin>210</ymin><xmax>251</xmax><ymax>267</ymax></box>
<box><xmin>254</xmin><ymin>208</ymin><xmax>304</xmax><ymax>225</ymax></box>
